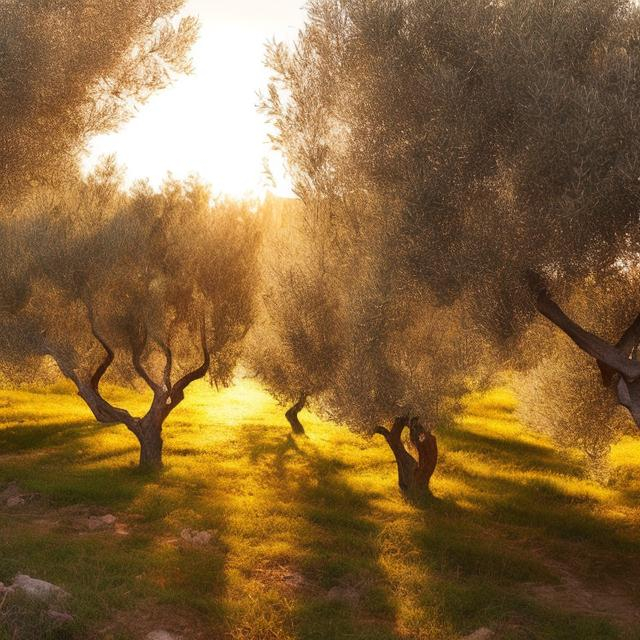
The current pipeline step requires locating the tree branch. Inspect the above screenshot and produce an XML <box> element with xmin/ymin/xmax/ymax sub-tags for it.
<box><xmin>46</xmin><ymin>346</ymin><xmax>138</xmax><ymax>433</ymax></box>
<box><xmin>157</xmin><ymin>337</ymin><xmax>173</xmax><ymax>392</ymax></box>
<box><xmin>528</xmin><ymin>271</ymin><xmax>640</xmax><ymax>382</ymax></box>
<box><xmin>374</xmin><ymin>425</ymin><xmax>391</xmax><ymax>440</ymax></box>
<box><xmin>168</xmin><ymin>318</ymin><xmax>210</xmax><ymax>408</ymax></box>
<box><xmin>86</xmin><ymin>304</ymin><xmax>114</xmax><ymax>392</ymax></box>
<box><xmin>130</xmin><ymin>323</ymin><xmax>161</xmax><ymax>394</ymax></box>
<box><xmin>599</xmin><ymin>312</ymin><xmax>640</xmax><ymax>385</ymax></box>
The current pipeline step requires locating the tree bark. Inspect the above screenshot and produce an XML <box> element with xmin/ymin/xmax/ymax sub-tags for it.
<box><xmin>285</xmin><ymin>394</ymin><xmax>307</xmax><ymax>434</ymax></box>
<box><xmin>376</xmin><ymin>416</ymin><xmax>437</xmax><ymax>496</ymax></box>
<box><xmin>136</xmin><ymin>417</ymin><xmax>164</xmax><ymax>471</ymax></box>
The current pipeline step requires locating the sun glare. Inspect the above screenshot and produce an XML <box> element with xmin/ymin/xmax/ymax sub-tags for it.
<box><xmin>83</xmin><ymin>1</ymin><xmax>304</xmax><ymax>199</ymax></box>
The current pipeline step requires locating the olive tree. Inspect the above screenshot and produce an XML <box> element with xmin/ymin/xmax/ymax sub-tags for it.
<box><xmin>0</xmin><ymin>0</ymin><xmax>197</xmax><ymax>209</ymax></box>
<box><xmin>517</xmin><ymin>270</ymin><xmax>640</xmax><ymax>473</ymax></box>
<box><xmin>323</xmin><ymin>232</ymin><xmax>489</xmax><ymax>496</ymax></box>
<box><xmin>251</xmin><ymin>189</ymin><xmax>488</xmax><ymax>494</ymax></box>
<box><xmin>247</xmin><ymin>198</ymin><xmax>347</xmax><ymax>435</ymax></box>
<box><xmin>0</xmin><ymin>166</ymin><xmax>259</xmax><ymax>470</ymax></box>
<box><xmin>265</xmin><ymin>0</ymin><xmax>640</xmax><ymax>453</ymax></box>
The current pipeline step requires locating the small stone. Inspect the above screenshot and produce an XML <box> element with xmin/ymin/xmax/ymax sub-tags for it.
<box><xmin>47</xmin><ymin>609</ymin><xmax>74</xmax><ymax>624</ymax></box>
<box><xmin>101</xmin><ymin>514</ymin><xmax>117</xmax><ymax>525</ymax></box>
<box><xmin>12</xmin><ymin>575</ymin><xmax>69</xmax><ymax>603</ymax></box>
<box><xmin>462</xmin><ymin>628</ymin><xmax>494</xmax><ymax>640</ymax></box>
<box><xmin>180</xmin><ymin>528</ymin><xmax>213</xmax><ymax>545</ymax></box>
<box><xmin>6</xmin><ymin>496</ymin><xmax>25</xmax><ymax>508</ymax></box>
<box><xmin>1</xmin><ymin>482</ymin><xmax>29</xmax><ymax>506</ymax></box>
<box><xmin>146</xmin><ymin>631</ymin><xmax>182</xmax><ymax>640</ymax></box>
<box><xmin>0</xmin><ymin>482</ymin><xmax>22</xmax><ymax>500</ymax></box>
<box><xmin>192</xmin><ymin>530</ymin><xmax>212</xmax><ymax>545</ymax></box>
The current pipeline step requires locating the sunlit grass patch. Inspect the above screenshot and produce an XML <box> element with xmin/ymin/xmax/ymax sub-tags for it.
<box><xmin>0</xmin><ymin>382</ymin><xmax>639</xmax><ymax>638</ymax></box>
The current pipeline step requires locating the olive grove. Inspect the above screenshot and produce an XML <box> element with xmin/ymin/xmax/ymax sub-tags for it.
<box><xmin>0</xmin><ymin>167</ymin><xmax>259</xmax><ymax>470</ymax></box>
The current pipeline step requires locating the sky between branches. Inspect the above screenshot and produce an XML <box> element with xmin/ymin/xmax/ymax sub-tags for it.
<box><xmin>84</xmin><ymin>0</ymin><xmax>305</xmax><ymax>198</ymax></box>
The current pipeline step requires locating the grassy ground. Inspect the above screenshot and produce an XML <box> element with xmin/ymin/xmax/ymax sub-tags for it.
<box><xmin>0</xmin><ymin>381</ymin><xmax>640</xmax><ymax>640</ymax></box>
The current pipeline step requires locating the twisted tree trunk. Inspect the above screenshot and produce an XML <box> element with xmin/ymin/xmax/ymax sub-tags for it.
<box><xmin>49</xmin><ymin>308</ymin><xmax>211</xmax><ymax>472</ymax></box>
<box><xmin>376</xmin><ymin>416</ymin><xmax>438</xmax><ymax>496</ymax></box>
<box><xmin>285</xmin><ymin>394</ymin><xmax>307</xmax><ymax>434</ymax></box>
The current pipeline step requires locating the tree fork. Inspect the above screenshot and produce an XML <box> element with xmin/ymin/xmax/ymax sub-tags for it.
<box><xmin>375</xmin><ymin>416</ymin><xmax>437</xmax><ymax>495</ymax></box>
<box><xmin>528</xmin><ymin>270</ymin><xmax>640</xmax><ymax>429</ymax></box>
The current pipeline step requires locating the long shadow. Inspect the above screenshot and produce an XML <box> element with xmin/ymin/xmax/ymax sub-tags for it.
<box><xmin>440</xmin><ymin>447</ymin><xmax>639</xmax><ymax>551</ymax></box>
<box><xmin>0</xmin><ymin>419</ymin><xmax>100</xmax><ymax>454</ymax></box>
<box><xmin>0</xmin><ymin>416</ymin><xmax>232</xmax><ymax>638</ymax></box>
<box><xmin>241</xmin><ymin>427</ymin><xmax>401</xmax><ymax>640</ymax></box>
<box><xmin>404</xmin><ymin>449</ymin><xmax>640</xmax><ymax>639</ymax></box>
<box><xmin>444</xmin><ymin>423</ymin><xmax>582</xmax><ymax>476</ymax></box>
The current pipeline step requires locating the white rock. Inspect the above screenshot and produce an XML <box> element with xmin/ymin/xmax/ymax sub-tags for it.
<box><xmin>6</xmin><ymin>496</ymin><xmax>25</xmax><ymax>508</ymax></box>
<box><xmin>12</xmin><ymin>575</ymin><xmax>69</xmax><ymax>603</ymax></box>
<box><xmin>462</xmin><ymin>628</ymin><xmax>494</xmax><ymax>640</ymax></box>
<box><xmin>146</xmin><ymin>631</ymin><xmax>182</xmax><ymax>640</ymax></box>
<box><xmin>101</xmin><ymin>514</ymin><xmax>117</xmax><ymax>525</ymax></box>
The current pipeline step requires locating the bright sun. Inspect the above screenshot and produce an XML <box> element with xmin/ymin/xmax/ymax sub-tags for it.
<box><xmin>83</xmin><ymin>0</ymin><xmax>305</xmax><ymax>199</ymax></box>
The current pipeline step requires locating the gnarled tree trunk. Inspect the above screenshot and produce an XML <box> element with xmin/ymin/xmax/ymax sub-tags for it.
<box><xmin>376</xmin><ymin>416</ymin><xmax>438</xmax><ymax>496</ymax></box>
<box><xmin>285</xmin><ymin>394</ymin><xmax>307</xmax><ymax>434</ymax></box>
<box><xmin>49</xmin><ymin>308</ymin><xmax>211</xmax><ymax>472</ymax></box>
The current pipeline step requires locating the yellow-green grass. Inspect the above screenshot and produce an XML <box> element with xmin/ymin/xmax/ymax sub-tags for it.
<box><xmin>0</xmin><ymin>382</ymin><xmax>639</xmax><ymax>639</ymax></box>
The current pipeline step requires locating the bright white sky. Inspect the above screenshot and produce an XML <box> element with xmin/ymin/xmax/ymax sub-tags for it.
<box><xmin>84</xmin><ymin>1</ymin><xmax>306</xmax><ymax>198</ymax></box>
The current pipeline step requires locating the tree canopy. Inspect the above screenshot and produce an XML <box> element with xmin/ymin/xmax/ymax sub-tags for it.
<box><xmin>264</xmin><ymin>0</ymin><xmax>640</xmax><ymax>469</ymax></box>
<box><xmin>0</xmin><ymin>166</ymin><xmax>260</xmax><ymax>468</ymax></box>
<box><xmin>0</xmin><ymin>0</ymin><xmax>197</xmax><ymax>208</ymax></box>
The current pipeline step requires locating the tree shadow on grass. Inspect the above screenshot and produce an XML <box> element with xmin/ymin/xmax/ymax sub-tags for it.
<box><xmin>444</xmin><ymin>423</ymin><xmax>581</xmax><ymax>476</ymax></box>
<box><xmin>239</xmin><ymin>427</ymin><xmax>401</xmax><ymax>640</ymax></box>
<box><xmin>0</xmin><ymin>419</ymin><xmax>99</xmax><ymax>454</ymax></box>
<box><xmin>0</xmin><ymin>418</ymin><xmax>233</xmax><ymax>639</ymax></box>
<box><xmin>404</xmin><ymin>449</ymin><xmax>640</xmax><ymax>639</ymax></box>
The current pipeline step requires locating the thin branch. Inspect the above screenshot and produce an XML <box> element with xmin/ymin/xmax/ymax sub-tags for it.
<box><xmin>86</xmin><ymin>304</ymin><xmax>115</xmax><ymax>392</ymax></box>
<box><xmin>157</xmin><ymin>337</ymin><xmax>173</xmax><ymax>392</ymax></box>
<box><xmin>168</xmin><ymin>318</ymin><xmax>210</xmax><ymax>407</ymax></box>
<box><xmin>130</xmin><ymin>322</ymin><xmax>161</xmax><ymax>394</ymax></box>
<box><xmin>374</xmin><ymin>425</ymin><xmax>391</xmax><ymax>440</ymax></box>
